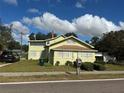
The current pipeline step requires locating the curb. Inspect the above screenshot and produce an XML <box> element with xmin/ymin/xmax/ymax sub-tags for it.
<box><xmin>0</xmin><ymin>78</ymin><xmax>124</xmax><ymax>85</ymax></box>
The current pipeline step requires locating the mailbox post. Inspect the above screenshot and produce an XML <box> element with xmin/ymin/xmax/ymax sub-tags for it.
<box><xmin>76</xmin><ymin>58</ymin><xmax>82</xmax><ymax>75</ymax></box>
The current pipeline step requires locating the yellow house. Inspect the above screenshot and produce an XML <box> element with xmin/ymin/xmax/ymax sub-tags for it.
<box><xmin>28</xmin><ymin>35</ymin><xmax>97</xmax><ymax>65</ymax></box>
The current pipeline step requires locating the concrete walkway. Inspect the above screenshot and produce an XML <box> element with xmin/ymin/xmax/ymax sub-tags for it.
<box><xmin>0</xmin><ymin>63</ymin><xmax>12</xmax><ymax>68</ymax></box>
<box><xmin>0</xmin><ymin>71</ymin><xmax>124</xmax><ymax>76</ymax></box>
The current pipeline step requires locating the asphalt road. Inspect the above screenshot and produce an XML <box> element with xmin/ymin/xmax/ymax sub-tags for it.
<box><xmin>0</xmin><ymin>80</ymin><xmax>124</xmax><ymax>93</ymax></box>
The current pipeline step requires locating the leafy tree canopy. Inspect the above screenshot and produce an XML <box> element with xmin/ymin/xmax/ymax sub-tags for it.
<box><xmin>29</xmin><ymin>32</ymin><xmax>57</xmax><ymax>40</ymax></box>
<box><xmin>0</xmin><ymin>25</ymin><xmax>13</xmax><ymax>50</ymax></box>
<box><xmin>91</xmin><ymin>30</ymin><xmax>124</xmax><ymax>61</ymax></box>
<box><xmin>64</xmin><ymin>32</ymin><xmax>78</xmax><ymax>37</ymax></box>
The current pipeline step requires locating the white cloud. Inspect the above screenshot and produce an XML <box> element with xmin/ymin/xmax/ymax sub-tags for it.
<box><xmin>22</xmin><ymin>12</ymin><xmax>123</xmax><ymax>36</ymax></box>
<box><xmin>28</xmin><ymin>8</ymin><xmax>40</xmax><ymax>14</ymax></box>
<box><xmin>75</xmin><ymin>2</ymin><xmax>83</xmax><ymax>8</ymax></box>
<box><xmin>72</xmin><ymin>14</ymin><xmax>120</xmax><ymax>36</ymax></box>
<box><xmin>10</xmin><ymin>21</ymin><xmax>29</xmax><ymax>44</ymax></box>
<box><xmin>119</xmin><ymin>21</ymin><xmax>124</xmax><ymax>30</ymax></box>
<box><xmin>3</xmin><ymin>0</ymin><xmax>18</xmax><ymax>6</ymax></box>
<box><xmin>12</xmin><ymin>32</ymin><xmax>29</xmax><ymax>44</ymax></box>
<box><xmin>22</xmin><ymin>17</ymin><xmax>32</xmax><ymax>25</ymax></box>
<box><xmin>11</xmin><ymin>21</ymin><xmax>29</xmax><ymax>34</ymax></box>
<box><xmin>22</xmin><ymin>12</ymin><xmax>76</xmax><ymax>33</ymax></box>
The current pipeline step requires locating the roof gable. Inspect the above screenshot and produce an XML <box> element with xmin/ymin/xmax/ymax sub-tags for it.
<box><xmin>49</xmin><ymin>36</ymin><xmax>94</xmax><ymax>49</ymax></box>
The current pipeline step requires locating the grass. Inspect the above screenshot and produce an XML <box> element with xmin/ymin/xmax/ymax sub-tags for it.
<box><xmin>0</xmin><ymin>62</ymin><xmax>6</xmax><ymax>65</ymax></box>
<box><xmin>0</xmin><ymin>60</ymin><xmax>75</xmax><ymax>72</ymax></box>
<box><xmin>105</xmin><ymin>64</ymin><xmax>124</xmax><ymax>71</ymax></box>
<box><xmin>0</xmin><ymin>74</ymin><xmax>124</xmax><ymax>83</ymax></box>
<box><xmin>0</xmin><ymin>60</ymin><xmax>124</xmax><ymax>72</ymax></box>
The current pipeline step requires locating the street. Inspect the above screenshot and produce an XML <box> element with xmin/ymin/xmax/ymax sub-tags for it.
<box><xmin>0</xmin><ymin>79</ymin><xmax>124</xmax><ymax>93</ymax></box>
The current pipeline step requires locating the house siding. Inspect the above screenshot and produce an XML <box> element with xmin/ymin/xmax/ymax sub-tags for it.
<box><xmin>28</xmin><ymin>43</ymin><xmax>45</xmax><ymax>60</ymax></box>
<box><xmin>28</xmin><ymin>35</ymin><xmax>97</xmax><ymax>65</ymax></box>
<box><xmin>53</xmin><ymin>51</ymin><xmax>96</xmax><ymax>65</ymax></box>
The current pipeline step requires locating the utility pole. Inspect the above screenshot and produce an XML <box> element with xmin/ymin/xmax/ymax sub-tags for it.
<box><xmin>20</xmin><ymin>32</ymin><xmax>23</xmax><ymax>57</ymax></box>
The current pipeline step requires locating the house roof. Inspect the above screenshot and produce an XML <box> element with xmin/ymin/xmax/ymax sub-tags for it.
<box><xmin>52</xmin><ymin>45</ymin><xmax>97</xmax><ymax>52</ymax></box>
<box><xmin>49</xmin><ymin>36</ymin><xmax>94</xmax><ymax>48</ymax></box>
<box><xmin>29</xmin><ymin>35</ymin><xmax>65</xmax><ymax>43</ymax></box>
<box><xmin>29</xmin><ymin>34</ymin><xmax>95</xmax><ymax>49</ymax></box>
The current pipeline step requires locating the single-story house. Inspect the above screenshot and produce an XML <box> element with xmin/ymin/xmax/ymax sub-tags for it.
<box><xmin>28</xmin><ymin>35</ymin><xmax>97</xmax><ymax>65</ymax></box>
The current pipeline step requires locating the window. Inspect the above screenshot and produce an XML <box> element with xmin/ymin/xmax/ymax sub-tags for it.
<box><xmin>87</xmin><ymin>53</ymin><xmax>93</xmax><ymax>57</ymax></box>
<box><xmin>57</xmin><ymin>51</ymin><xmax>73</xmax><ymax>58</ymax></box>
<box><xmin>77</xmin><ymin>52</ymin><xmax>93</xmax><ymax>58</ymax></box>
<box><xmin>58</xmin><ymin>52</ymin><xmax>63</xmax><ymax>58</ymax></box>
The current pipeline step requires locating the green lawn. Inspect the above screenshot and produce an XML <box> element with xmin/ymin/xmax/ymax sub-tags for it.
<box><xmin>0</xmin><ymin>60</ymin><xmax>75</xmax><ymax>72</ymax></box>
<box><xmin>0</xmin><ymin>74</ymin><xmax>124</xmax><ymax>83</ymax></box>
<box><xmin>105</xmin><ymin>64</ymin><xmax>124</xmax><ymax>71</ymax></box>
<box><xmin>0</xmin><ymin>60</ymin><xmax>124</xmax><ymax>72</ymax></box>
<box><xmin>0</xmin><ymin>62</ymin><xmax>6</xmax><ymax>65</ymax></box>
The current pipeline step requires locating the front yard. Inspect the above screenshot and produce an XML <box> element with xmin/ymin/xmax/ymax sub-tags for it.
<box><xmin>0</xmin><ymin>60</ymin><xmax>75</xmax><ymax>72</ymax></box>
<box><xmin>0</xmin><ymin>60</ymin><xmax>124</xmax><ymax>72</ymax></box>
<box><xmin>106</xmin><ymin>64</ymin><xmax>124</xmax><ymax>71</ymax></box>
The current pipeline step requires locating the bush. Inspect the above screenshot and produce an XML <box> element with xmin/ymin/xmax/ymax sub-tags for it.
<box><xmin>116</xmin><ymin>61</ymin><xmax>124</xmax><ymax>65</ymax></box>
<box><xmin>73</xmin><ymin>61</ymin><xmax>77</xmax><ymax>67</ymax></box>
<box><xmin>65</xmin><ymin>61</ymin><xmax>73</xmax><ymax>66</ymax></box>
<box><xmin>39</xmin><ymin>59</ymin><xmax>44</xmax><ymax>66</ymax></box>
<box><xmin>39</xmin><ymin>58</ymin><xmax>48</xmax><ymax>66</ymax></box>
<box><xmin>107</xmin><ymin>60</ymin><xmax>117</xmax><ymax>64</ymax></box>
<box><xmin>44</xmin><ymin>63</ymin><xmax>52</xmax><ymax>67</ymax></box>
<box><xmin>80</xmin><ymin>62</ymin><xmax>94</xmax><ymax>71</ymax></box>
<box><xmin>93</xmin><ymin>63</ymin><xmax>106</xmax><ymax>71</ymax></box>
<box><xmin>55</xmin><ymin>61</ymin><xmax>60</xmax><ymax>66</ymax></box>
<box><xmin>95</xmin><ymin>61</ymin><xmax>105</xmax><ymax>65</ymax></box>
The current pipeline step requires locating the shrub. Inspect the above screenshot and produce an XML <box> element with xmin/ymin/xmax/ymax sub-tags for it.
<box><xmin>65</xmin><ymin>61</ymin><xmax>73</xmax><ymax>66</ymax></box>
<box><xmin>107</xmin><ymin>60</ymin><xmax>117</xmax><ymax>64</ymax></box>
<box><xmin>55</xmin><ymin>61</ymin><xmax>60</xmax><ymax>66</ymax></box>
<box><xmin>80</xmin><ymin>62</ymin><xmax>94</xmax><ymax>71</ymax></box>
<box><xmin>95</xmin><ymin>61</ymin><xmax>106</xmax><ymax>65</ymax></box>
<box><xmin>44</xmin><ymin>63</ymin><xmax>52</xmax><ymax>67</ymax></box>
<box><xmin>116</xmin><ymin>61</ymin><xmax>124</xmax><ymax>65</ymax></box>
<box><xmin>73</xmin><ymin>61</ymin><xmax>77</xmax><ymax>67</ymax></box>
<box><xmin>39</xmin><ymin>58</ymin><xmax>48</xmax><ymax>66</ymax></box>
<box><xmin>39</xmin><ymin>59</ymin><xmax>44</xmax><ymax>66</ymax></box>
<box><xmin>93</xmin><ymin>63</ymin><xmax>106</xmax><ymax>71</ymax></box>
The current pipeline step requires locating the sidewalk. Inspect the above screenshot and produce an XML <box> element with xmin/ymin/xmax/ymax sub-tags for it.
<box><xmin>0</xmin><ymin>71</ymin><xmax>124</xmax><ymax>76</ymax></box>
<box><xmin>0</xmin><ymin>63</ymin><xmax>12</xmax><ymax>68</ymax></box>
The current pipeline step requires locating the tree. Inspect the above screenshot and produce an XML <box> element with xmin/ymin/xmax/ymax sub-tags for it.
<box><xmin>94</xmin><ymin>30</ymin><xmax>124</xmax><ymax>61</ymax></box>
<box><xmin>0</xmin><ymin>24</ymin><xmax>13</xmax><ymax>50</ymax></box>
<box><xmin>29</xmin><ymin>32</ymin><xmax>58</xmax><ymax>40</ymax></box>
<box><xmin>36</xmin><ymin>32</ymin><xmax>46</xmax><ymax>40</ymax></box>
<box><xmin>22</xmin><ymin>44</ymin><xmax>28</xmax><ymax>52</ymax></box>
<box><xmin>29</xmin><ymin>33</ymin><xmax>35</xmax><ymax>40</ymax></box>
<box><xmin>46</xmin><ymin>32</ymin><xmax>57</xmax><ymax>39</ymax></box>
<box><xmin>8</xmin><ymin>41</ymin><xmax>21</xmax><ymax>50</ymax></box>
<box><xmin>85</xmin><ymin>40</ymin><xmax>90</xmax><ymax>44</ymax></box>
<box><xmin>0</xmin><ymin>44</ymin><xmax>3</xmax><ymax>51</ymax></box>
<box><xmin>90</xmin><ymin>36</ymin><xmax>99</xmax><ymax>46</ymax></box>
<box><xmin>64</xmin><ymin>32</ymin><xmax>78</xmax><ymax>37</ymax></box>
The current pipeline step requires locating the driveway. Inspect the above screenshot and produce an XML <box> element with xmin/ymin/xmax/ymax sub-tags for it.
<box><xmin>0</xmin><ymin>79</ymin><xmax>124</xmax><ymax>93</ymax></box>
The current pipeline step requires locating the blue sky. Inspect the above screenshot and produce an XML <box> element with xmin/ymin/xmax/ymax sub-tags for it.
<box><xmin>0</xmin><ymin>0</ymin><xmax>124</xmax><ymax>44</ymax></box>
